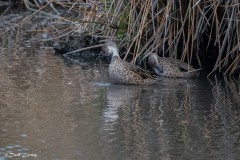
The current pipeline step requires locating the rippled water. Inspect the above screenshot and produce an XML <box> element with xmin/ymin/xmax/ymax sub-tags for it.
<box><xmin>0</xmin><ymin>20</ymin><xmax>240</xmax><ymax>160</ymax></box>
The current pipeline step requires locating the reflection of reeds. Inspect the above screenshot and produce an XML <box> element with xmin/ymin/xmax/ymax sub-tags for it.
<box><xmin>201</xmin><ymin>78</ymin><xmax>240</xmax><ymax>158</ymax></box>
<box><xmin>16</xmin><ymin>0</ymin><xmax>239</xmax><ymax>76</ymax></box>
<box><xmin>100</xmin><ymin>82</ymin><xmax>202</xmax><ymax>158</ymax></box>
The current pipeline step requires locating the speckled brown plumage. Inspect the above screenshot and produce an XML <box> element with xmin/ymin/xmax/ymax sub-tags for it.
<box><xmin>101</xmin><ymin>41</ymin><xmax>158</xmax><ymax>85</ymax></box>
<box><xmin>148</xmin><ymin>53</ymin><xmax>201</xmax><ymax>78</ymax></box>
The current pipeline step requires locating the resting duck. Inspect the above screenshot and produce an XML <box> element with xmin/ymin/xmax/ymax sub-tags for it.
<box><xmin>101</xmin><ymin>40</ymin><xmax>159</xmax><ymax>84</ymax></box>
<box><xmin>148</xmin><ymin>53</ymin><xmax>201</xmax><ymax>78</ymax></box>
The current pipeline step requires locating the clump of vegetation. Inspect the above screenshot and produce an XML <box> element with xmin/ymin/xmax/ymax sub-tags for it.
<box><xmin>1</xmin><ymin>0</ymin><xmax>240</xmax><ymax>77</ymax></box>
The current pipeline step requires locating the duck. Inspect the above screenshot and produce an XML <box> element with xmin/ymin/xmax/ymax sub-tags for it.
<box><xmin>147</xmin><ymin>53</ymin><xmax>201</xmax><ymax>78</ymax></box>
<box><xmin>100</xmin><ymin>40</ymin><xmax>159</xmax><ymax>84</ymax></box>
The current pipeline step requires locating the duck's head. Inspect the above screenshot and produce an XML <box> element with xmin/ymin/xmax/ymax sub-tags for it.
<box><xmin>100</xmin><ymin>40</ymin><xmax>119</xmax><ymax>58</ymax></box>
<box><xmin>148</xmin><ymin>52</ymin><xmax>164</xmax><ymax>74</ymax></box>
<box><xmin>147</xmin><ymin>53</ymin><xmax>159</xmax><ymax>67</ymax></box>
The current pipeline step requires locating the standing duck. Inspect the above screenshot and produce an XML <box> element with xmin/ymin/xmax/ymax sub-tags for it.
<box><xmin>101</xmin><ymin>40</ymin><xmax>158</xmax><ymax>84</ymax></box>
<box><xmin>148</xmin><ymin>53</ymin><xmax>201</xmax><ymax>78</ymax></box>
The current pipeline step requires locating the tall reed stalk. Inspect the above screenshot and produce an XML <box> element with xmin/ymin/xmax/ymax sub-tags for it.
<box><xmin>21</xmin><ymin>0</ymin><xmax>240</xmax><ymax>76</ymax></box>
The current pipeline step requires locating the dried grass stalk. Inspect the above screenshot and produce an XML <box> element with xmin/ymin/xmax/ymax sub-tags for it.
<box><xmin>10</xmin><ymin>0</ymin><xmax>240</xmax><ymax>76</ymax></box>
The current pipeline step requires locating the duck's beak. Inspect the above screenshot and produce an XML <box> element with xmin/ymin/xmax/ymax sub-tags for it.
<box><xmin>107</xmin><ymin>57</ymin><xmax>111</xmax><ymax>62</ymax></box>
<box><xmin>98</xmin><ymin>51</ymin><xmax>111</xmax><ymax>63</ymax></box>
<box><xmin>156</xmin><ymin>65</ymin><xmax>164</xmax><ymax>74</ymax></box>
<box><xmin>106</xmin><ymin>51</ymin><xmax>113</xmax><ymax>62</ymax></box>
<box><xmin>98</xmin><ymin>51</ymin><xmax>104</xmax><ymax>58</ymax></box>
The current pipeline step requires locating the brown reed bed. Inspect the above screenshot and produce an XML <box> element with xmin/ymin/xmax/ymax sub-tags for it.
<box><xmin>1</xmin><ymin>0</ymin><xmax>240</xmax><ymax>77</ymax></box>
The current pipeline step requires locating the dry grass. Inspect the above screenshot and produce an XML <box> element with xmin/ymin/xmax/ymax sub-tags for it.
<box><xmin>8</xmin><ymin>0</ymin><xmax>240</xmax><ymax>76</ymax></box>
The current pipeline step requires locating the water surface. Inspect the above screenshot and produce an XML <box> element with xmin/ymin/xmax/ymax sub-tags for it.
<box><xmin>0</xmin><ymin>17</ymin><xmax>240</xmax><ymax>160</ymax></box>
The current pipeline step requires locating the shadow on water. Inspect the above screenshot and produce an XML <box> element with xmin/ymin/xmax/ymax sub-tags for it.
<box><xmin>0</xmin><ymin>12</ymin><xmax>240</xmax><ymax>160</ymax></box>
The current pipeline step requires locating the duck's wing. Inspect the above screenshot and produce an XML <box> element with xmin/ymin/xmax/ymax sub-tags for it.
<box><xmin>173</xmin><ymin>59</ymin><xmax>202</xmax><ymax>73</ymax></box>
<box><xmin>157</xmin><ymin>57</ymin><xmax>181</xmax><ymax>72</ymax></box>
<box><xmin>180</xmin><ymin>68</ymin><xmax>202</xmax><ymax>78</ymax></box>
<box><xmin>122</xmin><ymin>60</ymin><xmax>157</xmax><ymax>79</ymax></box>
<box><xmin>162</xmin><ymin>57</ymin><xmax>196</xmax><ymax>71</ymax></box>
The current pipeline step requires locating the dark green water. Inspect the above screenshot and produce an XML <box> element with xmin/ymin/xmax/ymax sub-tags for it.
<box><xmin>0</xmin><ymin>15</ymin><xmax>240</xmax><ymax>160</ymax></box>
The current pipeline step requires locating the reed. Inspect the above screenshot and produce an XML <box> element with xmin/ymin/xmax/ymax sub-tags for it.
<box><xmin>18</xmin><ymin>0</ymin><xmax>240</xmax><ymax>76</ymax></box>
